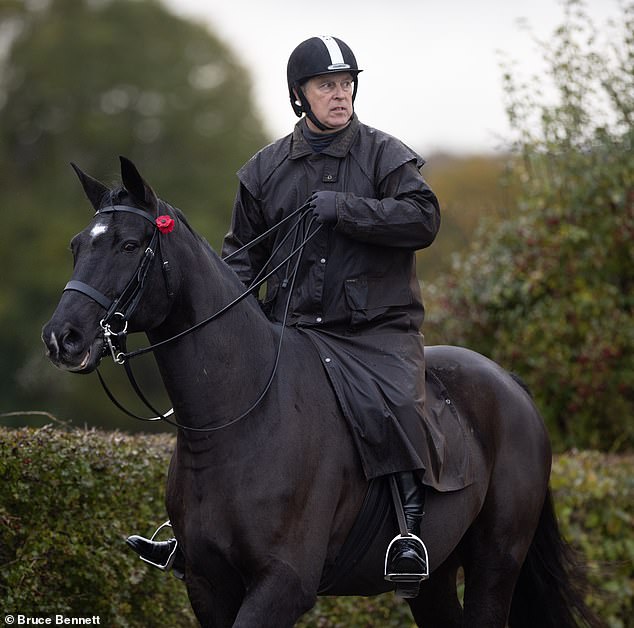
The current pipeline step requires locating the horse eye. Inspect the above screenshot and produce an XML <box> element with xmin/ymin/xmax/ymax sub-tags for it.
<box><xmin>122</xmin><ymin>241</ymin><xmax>139</xmax><ymax>253</ymax></box>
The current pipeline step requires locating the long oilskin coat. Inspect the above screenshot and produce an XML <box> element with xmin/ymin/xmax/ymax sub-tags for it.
<box><xmin>222</xmin><ymin>114</ymin><xmax>445</xmax><ymax>487</ymax></box>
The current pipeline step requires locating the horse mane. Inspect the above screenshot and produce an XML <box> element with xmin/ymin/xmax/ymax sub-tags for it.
<box><xmin>164</xmin><ymin>201</ymin><xmax>219</xmax><ymax>261</ymax></box>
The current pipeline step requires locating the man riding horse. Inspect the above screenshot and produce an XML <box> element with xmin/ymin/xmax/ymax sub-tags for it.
<box><xmin>128</xmin><ymin>35</ymin><xmax>440</xmax><ymax>588</ymax></box>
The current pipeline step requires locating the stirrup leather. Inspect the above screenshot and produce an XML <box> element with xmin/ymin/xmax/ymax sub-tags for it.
<box><xmin>140</xmin><ymin>520</ymin><xmax>178</xmax><ymax>571</ymax></box>
<box><xmin>384</xmin><ymin>532</ymin><xmax>430</xmax><ymax>582</ymax></box>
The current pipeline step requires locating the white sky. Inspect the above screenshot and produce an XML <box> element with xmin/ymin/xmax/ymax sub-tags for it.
<box><xmin>163</xmin><ymin>0</ymin><xmax>621</xmax><ymax>155</ymax></box>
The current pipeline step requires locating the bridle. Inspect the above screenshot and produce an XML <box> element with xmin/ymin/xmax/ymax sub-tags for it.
<box><xmin>64</xmin><ymin>204</ymin><xmax>162</xmax><ymax>365</ymax></box>
<box><xmin>64</xmin><ymin>201</ymin><xmax>321</xmax><ymax>432</ymax></box>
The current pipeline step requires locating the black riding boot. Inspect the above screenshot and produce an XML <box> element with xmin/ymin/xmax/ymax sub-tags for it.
<box><xmin>126</xmin><ymin>527</ymin><xmax>184</xmax><ymax>579</ymax></box>
<box><xmin>385</xmin><ymin>471</ymin><xmax>429</xmax><ymax>591</ymax></box>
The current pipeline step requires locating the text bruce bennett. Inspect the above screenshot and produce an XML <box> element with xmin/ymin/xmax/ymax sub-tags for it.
<box><xmin>5</xmin><ymin>616</ymin><xmax>101</xmax><ymax>625</ymax></box>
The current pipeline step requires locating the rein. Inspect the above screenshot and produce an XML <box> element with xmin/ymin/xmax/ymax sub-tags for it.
<box><xmin>122</xmin><ymin>203</ymin><xmax>315</xmax><ymax>363</ymax></box>
<box><xmin>67</xmin><ymin>201</ymin><xmax>321</xmax><ymax>432</ymax></box>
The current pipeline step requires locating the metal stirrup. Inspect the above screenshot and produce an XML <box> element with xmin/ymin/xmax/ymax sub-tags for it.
<box><xmin>139</xmin><ymin>521</ymin><xmax>178</xmax><ymax>571</ymax></box>
<box><xmin>384</xmin><ymin>475</ymin><xmax>430</xmax><ymax>581</ymax></box>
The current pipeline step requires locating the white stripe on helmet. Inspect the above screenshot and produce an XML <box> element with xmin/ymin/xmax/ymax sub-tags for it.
<box><xmin>320</xmin><ymin>35</ymin><xmax>351</xmax><ymax>71</ymax></box>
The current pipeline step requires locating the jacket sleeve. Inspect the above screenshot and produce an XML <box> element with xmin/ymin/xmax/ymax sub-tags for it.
<box><xmin>333</xmin><ymin>160</ymin><xmax>440</xmax><ymax>250</ymax></box>
<box><xmin>221</xmin><ymin>183</ymin><xmax>270</xmax><ymax>289</ymax></box>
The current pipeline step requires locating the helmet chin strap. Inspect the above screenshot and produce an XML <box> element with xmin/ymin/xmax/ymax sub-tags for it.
<box><xmin>308</xmin><ymin>110</ymin><xmax>335</xmax><ymax>132</ymax></box>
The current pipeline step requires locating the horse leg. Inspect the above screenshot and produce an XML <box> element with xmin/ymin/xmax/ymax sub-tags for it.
<box><xmin>459</xmin><ymin>492</ymin><xmax>541</xmax><ymax>627</ymax></box>
<box><xmin>231</xmin><ymin>558</ymin><xmax>317</xmax><ymax>628</ymax></box>
<box><xmin>407</xmin><ymin>553</ymin><xmax>463</xmax><ymax>628</ymax></box>
<box><xmin>185</xmin><ymin>567</ymin><xmax>244</xmax><ymax>628</ymax></box>
<box><xmin>461</xmin><ymin>548</ymin><xmax>521</xmax><ymax>628</ymax></box>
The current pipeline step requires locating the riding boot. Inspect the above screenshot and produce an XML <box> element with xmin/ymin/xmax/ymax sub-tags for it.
<box><xmin>126</xmin><ymin>530</ymin><xmax>185</xmax><ymax>579</ymax></box>
<box><xmin>385</xmin><ymin>471</ymin><xmax>429</xmax><ymax>590</ymax></box>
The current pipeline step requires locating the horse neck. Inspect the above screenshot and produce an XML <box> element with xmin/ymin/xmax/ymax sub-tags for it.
<box><xmin>147</xmin><ymin>224</ymin><xmax>278</xmax><ymax>430</ymax></box>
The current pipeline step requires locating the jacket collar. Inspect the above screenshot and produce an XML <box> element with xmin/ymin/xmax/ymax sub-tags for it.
<box><xmin>290</xmin><ymin>114</ymin><xmax>360</xmax><ymax>160</ymax></box>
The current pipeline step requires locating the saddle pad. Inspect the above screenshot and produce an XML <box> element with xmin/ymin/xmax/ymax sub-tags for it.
<box><xmin>422</xmin><ymin>368</ymin><xmax>475</xmax><ymax>491</ymax></box>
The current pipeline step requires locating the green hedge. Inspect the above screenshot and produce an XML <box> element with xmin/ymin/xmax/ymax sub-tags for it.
<box><xmin>1</xmin><ymin>427</ymin><xmax>632</xmax><ymax>627</ymax></box>
<box><xmin>550</xmin><ymin>451</ymin><xmax>634</xmax><ymax>628</ymax></box>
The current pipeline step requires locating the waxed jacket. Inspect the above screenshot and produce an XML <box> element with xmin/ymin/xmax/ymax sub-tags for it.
<box><xmin>222</xmin><ymin>115</ymin><xmax>440</xmax><ymax>335</ymax></box>
<box><xmin>221</xmin><ymin>116</ymin><xmax>446</xmax><ymax>483</ymax></box>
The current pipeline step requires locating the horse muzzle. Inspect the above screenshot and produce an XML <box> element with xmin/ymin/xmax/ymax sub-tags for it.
<box><xmin>42</xmin><ymin>319</ymin><xmax>105</xmax><ymax>374</ymax></box>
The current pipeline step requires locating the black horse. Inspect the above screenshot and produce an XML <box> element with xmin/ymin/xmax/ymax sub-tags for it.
<box><xmin>42</xmin><ymin>158</ymin><xmax>598</xmax><ymax>627</ymax></box>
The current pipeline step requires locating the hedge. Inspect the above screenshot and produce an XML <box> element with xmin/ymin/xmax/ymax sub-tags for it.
<box><xmin>1</xmin><ymin>426</ymin><xmax>632</xmax><ymax>627</ymax></box>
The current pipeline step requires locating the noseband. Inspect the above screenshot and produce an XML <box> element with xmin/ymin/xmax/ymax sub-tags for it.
<box><xmin>63</xmin><ymin>204</ymin><xmax>163</xmax><ymax>364</ymax></box>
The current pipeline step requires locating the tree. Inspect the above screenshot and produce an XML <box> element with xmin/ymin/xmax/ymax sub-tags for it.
<box><xmin>427</xmin><ymin>0</ymin><xmax>634</xmax><ymax>451</ymax></box>
<box><xmin>0</xmin><ymin>0</ymin><xmax>268</xmax><ymax>429</ymax></box>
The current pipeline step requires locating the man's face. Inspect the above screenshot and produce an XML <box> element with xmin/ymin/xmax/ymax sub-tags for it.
<box><xmin>301</xmin><ymin>71</ymin><xmax>354</xmax><ymax>133</ymax></box>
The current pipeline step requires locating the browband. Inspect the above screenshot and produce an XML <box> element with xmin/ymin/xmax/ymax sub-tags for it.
<box><xmin>97</xmin><ymin>204</ymin><xmax>156</xmax><ymax>225</ymax></box>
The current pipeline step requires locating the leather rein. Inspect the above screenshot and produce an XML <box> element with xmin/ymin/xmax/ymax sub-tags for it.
<box><xmin>65</xmin><ymin>201</ymin><xmax>320</xmax><ymax>432</ymax></box>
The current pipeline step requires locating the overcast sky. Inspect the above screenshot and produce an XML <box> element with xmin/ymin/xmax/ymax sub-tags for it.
<box><xmin>163</xmin><ymin>0</ymin><xmax>621</xmax><ymax>155</ymax></box>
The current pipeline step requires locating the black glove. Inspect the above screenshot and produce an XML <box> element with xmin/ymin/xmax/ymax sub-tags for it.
<box><xmin>308</xmin><ymin>190</ymin><xmax>338</xmax><ymax>224</ymax></box>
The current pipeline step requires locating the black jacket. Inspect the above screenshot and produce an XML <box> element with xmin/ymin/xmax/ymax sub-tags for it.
<box><xmin>222</xmin><ymin>115</ymin><xmax>440</xmax><ymax>334</ymax></box>
<box><xmin>222</xmin><ymin>115</ymin><xmax>447</xmax><ymax>484</ymax></box>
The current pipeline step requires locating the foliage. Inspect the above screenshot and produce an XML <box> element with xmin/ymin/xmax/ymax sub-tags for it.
<box><xmin>0</xmin><ymin>426</ymin><xmax>196</xmax><ymax>626</ymax></box>
<box><xmin>1</xmin><ymin>426</ymin><xmax>632</xmax><ymax>627</ymax></box>
<box><xmin>0</xmin><ymin>0</ymin><xmax>267</xmax><ymax>430</ymax></box>
<box><xmin>551</xmin><ymin>451</ymin><xmax>634</xmax><ymax>628</ymax></box>
<box><xmin>418</xmin><ymin>153</ymin><xmax>517</xmax><ymax>282</ymax></box>
<box><xmin>297</xmin><ymin>594</ymin><xmax>415</xmax><ymax>628</ymax></box>
<box><xmin>426</xmin><ymin>0</ymin><xmax>634</xmax><ymax>451</ymax></box>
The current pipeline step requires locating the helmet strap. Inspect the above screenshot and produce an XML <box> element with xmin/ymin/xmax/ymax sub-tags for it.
<box><xmin>307</xmin><ymin>110</ymin><xmax>334</xmax><ymax>132</ymax></box>
<box><xmin>295</xmin><ymin>85</ymin><xmax>333</xmax><ymax>132</ymax></box>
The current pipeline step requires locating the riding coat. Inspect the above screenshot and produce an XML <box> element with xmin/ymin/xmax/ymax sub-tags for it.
<box><xmin>222</xmin><ymin>114</ymin><xmax>448</xmax><ymax>487</ymax></box>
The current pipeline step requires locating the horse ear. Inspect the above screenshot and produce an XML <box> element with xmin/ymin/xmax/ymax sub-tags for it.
<box><xmin>70</xmin><ymin>162</ymin><xmax>109</xmax><ymax>211</ymax></box>
<box><xmin>119</xmin><ymin>156</ymin><xmax>157</xmax><ymax>209</ymax></box>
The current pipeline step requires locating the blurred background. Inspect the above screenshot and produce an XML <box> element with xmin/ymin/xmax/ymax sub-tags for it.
<box><xmin>0</xmin><ymin>0</ymin><xmax>631</xmax><ymax>452</ymax></box>
<box><xmin>163</xmin><ymin>0</ymin><xmax>620</xmax><ymax>154</ymax></box>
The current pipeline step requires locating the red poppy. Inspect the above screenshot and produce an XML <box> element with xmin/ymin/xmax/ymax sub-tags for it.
<box><xmin>156</xmin><ymin>215</ymin><xmax>175</xmax><ymax>234</ymax></box>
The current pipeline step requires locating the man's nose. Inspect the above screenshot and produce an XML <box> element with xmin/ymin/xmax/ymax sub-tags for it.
<box><xmin>333</xmin><ymin>84</ymin><xmax>346</xmax><ymax>98</ymax></box>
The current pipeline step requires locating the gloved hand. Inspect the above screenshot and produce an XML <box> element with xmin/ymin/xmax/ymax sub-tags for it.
<box><xmin>308</xmin><ymin>190</ymin><xmax>338</xmax><ymax>224</ymax></box>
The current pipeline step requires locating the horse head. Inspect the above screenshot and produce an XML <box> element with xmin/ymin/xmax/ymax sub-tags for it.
<box><xmin>42</xmin><ymin>157</ymin><xmax>177</xmax><ymax>373</ymax></box>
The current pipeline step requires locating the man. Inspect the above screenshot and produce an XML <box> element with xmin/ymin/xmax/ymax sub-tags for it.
<box><xmin>128</xmin><ymin>35</ymin><xmax>440</xmax><ymax>588</ymax></box>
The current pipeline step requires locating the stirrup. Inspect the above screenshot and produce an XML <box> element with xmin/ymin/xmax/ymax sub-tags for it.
<box><xmin>140</xmin><ymin>520</ymin><xmax>178</xmax><ymax>571</ymax></box>
<box><xmin>384</xmin><ymin>532</ymin><xmax>430</xmax><ymax>583</ymax></box>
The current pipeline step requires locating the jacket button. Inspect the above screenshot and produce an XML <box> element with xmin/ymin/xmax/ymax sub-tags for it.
<box><xmin>316</xmin><ymin>317</ymin><xmax>323</xmax><ymax>323</ymax></box>
<box><xmin>320</xmin><ymin>258</ymin><xmax>326</xmax><ymax>264</ymax></box>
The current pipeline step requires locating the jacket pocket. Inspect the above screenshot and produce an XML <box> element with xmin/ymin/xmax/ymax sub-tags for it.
<box><xmin>344</xmin><ymin>276</ymin><xmax>412</xmax><ymax>326</ymax></box>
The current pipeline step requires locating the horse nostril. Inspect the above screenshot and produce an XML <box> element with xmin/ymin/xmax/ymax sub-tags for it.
<box><xmin>61</xmin><ymin>326</ymin><xmax>83</xmax><ymax>353</ymax></box>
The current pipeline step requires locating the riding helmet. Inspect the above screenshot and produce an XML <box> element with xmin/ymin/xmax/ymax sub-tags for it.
<box><xmin>287</xmin><ymin>35</ymin><xmax>362</xmax><ymax>128</ymax></box>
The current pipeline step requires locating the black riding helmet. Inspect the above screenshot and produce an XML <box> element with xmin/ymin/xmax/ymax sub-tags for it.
<box><xmin>287</xmin><ymin>35</ymin><xmax>362</xmax><ymax>131</ymax></box>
